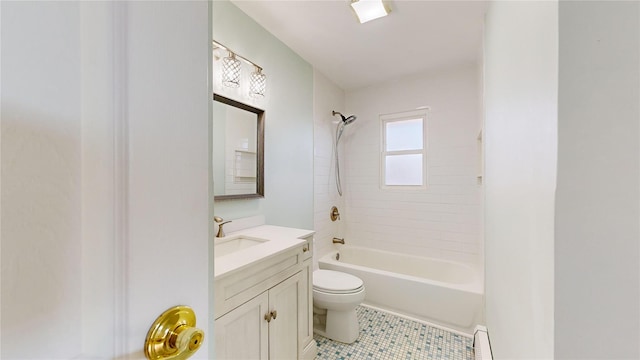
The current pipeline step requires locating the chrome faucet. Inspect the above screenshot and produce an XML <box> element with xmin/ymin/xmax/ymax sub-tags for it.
<box><xmin>214</xmin><ymin>216</ymin><xmax>232</xmax><ymax>238</ymax></box>
<box><xmin>332</xmin><ymin>237</ymin><xmax>345</xmax><ymax>244</ymax></box>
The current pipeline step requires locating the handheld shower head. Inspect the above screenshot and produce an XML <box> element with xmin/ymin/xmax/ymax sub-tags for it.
<box><xmin>331</xmin><ymin>110</ymin><xmax>358</xmax><ymax>197</ymax></box>
<box><xmin>343</xmin><ymin>115</ymin><xmax>357</xmax><ymax>125</ymax></box>
<box><xmin>332</xmin><ymin>110</ymin><xmax>357</xmax><ymax>125</ymax></box>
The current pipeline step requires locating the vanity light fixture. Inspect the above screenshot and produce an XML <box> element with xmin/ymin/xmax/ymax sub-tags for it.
<box><xmin>222</xmin><ymin>51</ymin><xmax>241</xmax><ymax>88</ymax></box>
<box><xmin>350</xmin><ymin>0</ymin><xmax>391</xmax><ymax>24</ymax></box>
<box><xmin>249</xmin><ymin>66</ymin><xmax>267</xmax><ymax>98</ymax></box>
<box><xmin>213</xmin><ymin>40</ymin><xmax>267</xmax><ymax>97</ymax></box>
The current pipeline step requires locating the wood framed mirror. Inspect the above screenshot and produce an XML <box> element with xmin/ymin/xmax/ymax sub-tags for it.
<box><xmin>212</xmin><ymin>93</ymin><xmax>264</xmax><ymax>200</ymax></box>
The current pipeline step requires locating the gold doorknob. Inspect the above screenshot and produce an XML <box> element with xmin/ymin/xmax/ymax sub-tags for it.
<box><xmin>144</xmin><ymin>305</ymin><xmax>204</xmax><ymax>360</ymax></box>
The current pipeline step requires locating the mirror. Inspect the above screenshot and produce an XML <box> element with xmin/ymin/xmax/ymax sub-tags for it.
<box><xmin>213</xmin><ymin>93</ymin><xmax>264</xmax><ymax>200</ymax></box>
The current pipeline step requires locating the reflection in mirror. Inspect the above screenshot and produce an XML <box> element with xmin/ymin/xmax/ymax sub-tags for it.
<box><xmin>213</xmin><ymin>94</ymin><xmax>264</xmax><ymax>200</ymax></box>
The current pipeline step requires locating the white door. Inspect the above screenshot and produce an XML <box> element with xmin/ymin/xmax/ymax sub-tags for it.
<box><xmin>1</xmin><ymin>1</ymin><xmax>212</xmax><ymax>358</ymax></box>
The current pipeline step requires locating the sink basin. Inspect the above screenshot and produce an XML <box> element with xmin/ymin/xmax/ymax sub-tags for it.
<box><xmin>215</xmin><ymin>236</ymin><xmax>268</xmax><ymax>258</ymax></box>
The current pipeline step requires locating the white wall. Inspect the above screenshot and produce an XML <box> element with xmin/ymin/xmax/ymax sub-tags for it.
<box><xmin>555</xmin><ymin>1</ymin><xmax>640</xmax><ymax>358</ymax></box>
<box><xmin>313</xmin><ymin>70</ymin><xmax>346</xmax><ymax>268</ymax></box>
<box><xmin>212</xmin><ymin>0</ymin><xmax>314</xmax><ymax>230</ymax></box>
<box><xmin>483</xmin><ymin>1</ymin><xmax>557</xmax><ymax>358</ymax></box>
<box><xmin>343</xmin><ymin>64</ymin><xmax>482</xmax><ymax>266</ymax></box>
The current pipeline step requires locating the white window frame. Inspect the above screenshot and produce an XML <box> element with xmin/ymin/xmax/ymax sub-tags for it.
<box><xmin>380</xmin><ymin>109</ymin><xmax>428</xmax><ymax>190</ymax></box>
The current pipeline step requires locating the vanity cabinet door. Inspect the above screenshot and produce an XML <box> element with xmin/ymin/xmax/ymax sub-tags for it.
<box><xmin>215</xmin><ymin>292</ymin><xmax>269</xmax><ymax>360</ymax></box>
<box><xmin>298</xmin><ymin>259</ymin><xmax>315</xmax><ymax>359</ymax></box>
<box><xmin>268</xmin><ymin>271</ymin><xmax>304</xmax><ymax>360</ymax></box>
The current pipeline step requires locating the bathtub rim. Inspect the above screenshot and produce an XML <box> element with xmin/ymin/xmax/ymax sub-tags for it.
<box><xmin>318</xmin><ymin>246</ymin><xmax>484</xmax><ymax>295</ymax></box>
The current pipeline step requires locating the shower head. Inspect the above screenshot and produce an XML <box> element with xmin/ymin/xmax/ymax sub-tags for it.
<box><xmin>332</xmin><ymin>111</ymin><xmax>357</xmax><ymax>197</ymax></box>
<box><xmin>343</xmin><ymin>115</ymin><xmax>357</xmax><ymax>125</ymax></box>
<box><xmin>332</xmin><ymin>110</ymin><xmax>357</xmax><ymax>125</ymax></box>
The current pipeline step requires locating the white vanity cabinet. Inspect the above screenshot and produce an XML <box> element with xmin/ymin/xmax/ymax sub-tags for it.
<box><xmin>215</xmin><ymin>290</ymin><xmax>269</xmax><ymax>359</ymax></box>
<box><xmin>298</xmin><ymin>257</ymin><xmax>314</xmax><ymax>357</ymax></box>
<box><xmin>214</xmin><ymin>234</ymin><xmax>315</xmax><ymax>360</ymax></box>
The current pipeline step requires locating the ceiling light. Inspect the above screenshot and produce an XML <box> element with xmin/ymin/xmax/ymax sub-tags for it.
<box><xmin>350</xmin><ymin>0</ymin><xmax>390</xmax><ymax>24</ymax></box>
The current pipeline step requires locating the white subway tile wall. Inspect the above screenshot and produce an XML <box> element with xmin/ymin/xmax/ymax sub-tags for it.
<box><xmin>343</xmin><ymin>64</ymin><xmax>483</xmax><ymax>267</ymax></box>
<box><xmin>313</xmin><ymin>70</ymin><xmax>347</xmax><ymax>269</ymax></box>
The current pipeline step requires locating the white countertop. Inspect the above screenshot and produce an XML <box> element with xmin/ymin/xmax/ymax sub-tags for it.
<box><xmin>214</xmin><ymin>225</ymin><xmax>314</xmax><ymax>279</ymax></box>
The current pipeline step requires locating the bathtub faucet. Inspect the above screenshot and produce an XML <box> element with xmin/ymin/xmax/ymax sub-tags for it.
<box><xmin>332</xmin><ymin>237</ymin><xmax>345</xmax><ymax>244</ymax></box>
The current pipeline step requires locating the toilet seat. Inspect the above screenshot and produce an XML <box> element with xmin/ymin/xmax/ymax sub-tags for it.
<box><xmin>313</xmin><ymin>270</ymin><xmax>364</xmax><ymax>294</ymax></box>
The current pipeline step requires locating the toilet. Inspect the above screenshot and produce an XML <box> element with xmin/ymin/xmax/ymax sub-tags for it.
<box><xmin>312</xmin><ymin>269</ymin><xmax>366</xmax><ymax>344</ymax></box>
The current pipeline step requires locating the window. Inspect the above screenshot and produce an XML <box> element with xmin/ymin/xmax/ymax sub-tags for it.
<box><xmin>380</xmin><ymin>110</ymin><xmax>427</xmax><ymax>189</ymax></box>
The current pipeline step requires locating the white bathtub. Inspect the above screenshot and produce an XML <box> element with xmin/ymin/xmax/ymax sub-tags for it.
<box><xmin>318</xmin><ymin>246</ymin><xmax>484</xmax><ymax>334</ymax></box>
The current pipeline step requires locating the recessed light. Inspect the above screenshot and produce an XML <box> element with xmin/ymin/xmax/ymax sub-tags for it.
<box><xmin>350</xmin><ymin>0</ymin><xmax>391</xmax><ymax>24</ymax></box>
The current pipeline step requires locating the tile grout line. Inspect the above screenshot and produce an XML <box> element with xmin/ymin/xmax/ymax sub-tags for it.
<box><xmin>315</xmin><ymin>306</ymin><xmax>473</xmax><ymax>360</ymax></box>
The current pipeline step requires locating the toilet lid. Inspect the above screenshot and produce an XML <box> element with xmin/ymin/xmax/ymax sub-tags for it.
<box><xmin>313</xmin><ymin>270</ymin><xmax>364</xmax><ymax>294</ymax></box>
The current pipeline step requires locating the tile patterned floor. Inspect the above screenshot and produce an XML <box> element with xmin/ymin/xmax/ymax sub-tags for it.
<box><xmin>315</xmin><ymin>306</ymin><xmax>474</xmax><ymax>360</ymax></box>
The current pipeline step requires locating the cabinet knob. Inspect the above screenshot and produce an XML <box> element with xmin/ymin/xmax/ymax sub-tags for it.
<box><xmin>302</xmin><ymin>246</ymin><xmax>309</xmax><ymax>253</ymax></box>
<box><xmin>270</xmin><ymin>310</ymin><xmax>277</xmax><ymax>320</ymax></box>
<box><xmin>264</xmin><ymin>312</ymin><xmax>272</xmax><ymax>322</ymax></box>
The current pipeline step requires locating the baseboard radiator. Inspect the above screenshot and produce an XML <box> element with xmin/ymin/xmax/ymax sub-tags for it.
<box><xmin>473</xmin><ymin>325</ymin><xmax>493</xmax><ymax>360</ymax></box>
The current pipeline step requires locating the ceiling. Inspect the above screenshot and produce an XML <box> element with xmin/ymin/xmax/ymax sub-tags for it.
<box><xmin>231</xmin><ymin>0</ymin><xmax>488</xmax><ymax>90</ymax></box>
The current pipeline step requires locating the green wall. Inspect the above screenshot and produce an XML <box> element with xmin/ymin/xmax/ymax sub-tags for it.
<box><xmin>212</xmin><ymin>0</ymin><xmax>314</xmax><ymax>230</ymax></box>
